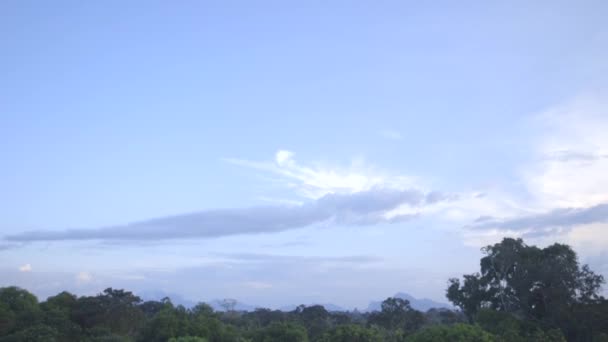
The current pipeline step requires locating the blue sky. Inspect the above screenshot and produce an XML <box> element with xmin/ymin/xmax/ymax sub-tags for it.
<box><xmin>1</xmin><ymin>0</ymin><xmax>608</xmax><ymax>309</ymax></box>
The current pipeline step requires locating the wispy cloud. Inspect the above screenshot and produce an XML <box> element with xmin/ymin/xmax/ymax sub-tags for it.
<box><xmin>216</xmin><ymin>253</ymin><xmax>382</xmax><ymax>265</ymax></box>
<box><xmin>544</xmin><ymin>150</ymin><xmax>608</xmax><ymax>163</ymax></box>
<box><xmin>243</xmin><ymin>281</ymin><xmax>273</xmax><ymax>290</ymax></box>
<box><xmin>379</xmin><ymin>130</ymin><xmax>403</xmax><ymax>141</ymax></box>
<box><xmin>4</xmin><ymin>189</ymin><xmax>450</xmax><ymax>243</ymax></box>
<box><xmin>468</xmin><ymin>203</ymin><xmax>608</xmax><ymax>234</ymax></box>
<box><xmin>225</xmin><ymin>150</ymin><xmax>418</xmax><ymax>199</ymax></box>
<box><xmin>526</xmin><ymin>92</ymin><xmax>608</xmax><ymax>209</ymax></box>
<box><xmin>462</xmin><ymin>91</ymin><xmax>608</xmax><ymax>247</ymax></box>
<box><xmin>0</xmin><ymin>243</ymin><xmax>23</xmax><ymax>251</ymax></box>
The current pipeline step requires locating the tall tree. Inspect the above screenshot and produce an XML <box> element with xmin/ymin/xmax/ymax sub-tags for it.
<box><xmin>447</xmin><ymin>238</ymin><xmax>605</xmax><ymax>336</ymax></box>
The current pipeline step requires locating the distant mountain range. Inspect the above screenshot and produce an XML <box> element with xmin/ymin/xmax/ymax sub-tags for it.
<box><xmin>138</xmin><ymin>290</ymin><xmax>450</xmax><ymax>312</ymax></box>
<box><xmin>365</xmin><ymin>292</ymin><xmax>452</xmax><ymax>312</ymax></box>
<box><xmin>208</xmin><ymin>299</ymin><xmax>257</xmax><ymax>312</ymax></box>
<box><xmin>136</xmin><ymin>290</ymin><xmax>198</xmax><ymax>308</ymax></box>
<box><xmin>279</xmin><ymin>303</ymin><xmax>347</xmax><ymax>312</ymax></box>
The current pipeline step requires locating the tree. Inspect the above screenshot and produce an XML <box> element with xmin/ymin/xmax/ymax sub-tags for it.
<box><xmin>294</xmin><ymin>305</ymin><xmax>330</xmax><ymax>340</ymax></box>
<box><xmin>447</xmin><ymin>274</ymin><xmax>490</xmax><ymax>323</ymax></box>
<box><xmin>71</xmin><ymin>288</ymin><xmax>144</xmax><ymax>337</ymax></box>
<box><xmin>242</xmin><ymin>308</ymin><xmax>286</xmax><ymax>329</ymax></box>
<box><xmin>448</xmin><ymin>239</ymin><xmax>604</xmax><ymax>318</ymax></box>
<box><xmin>424</xmin><ymin>308</ymin><xmax>465</xmax><ymax>325</ymax></box>
<box><xmin>139</xmin><ymin>302</ymin><xmax>185</xmax><ymax>342</ymax></box>
<box><xmin>219</xmin><ymin>299</ymin><xmax>237</xmax><ymax>313</ymax></box>
<box><xmin>139</xmin><ymin>300</ymin><xmax>166</xmax><ymax>318</ymax></box>
<box><xmin>0</xmin><ymin>287</ymin><xmax>42</xmax><ymax>332</ymax></box>
<box><xmin>0</xmin><ymin>303</ymin><xmax>15</xmax><ymax>336</ymax></box>
<box><xmin>41</xmin><ymin>291</ymin><xmax>82</xmax><ymax>341</ymax></box>
<box><xmin>368</xmin><ymin>298</ymin><xmax>425</xmax><ymax>333</ymax></box>
<box><xmin>168</xmin><ymin>337</ymin><xmax>208</xmax><ymax>342</ymax></box>
<box><xmin>447</xmin><ymin>238</ymin><xmax>605</xmax><ymax>339</ymax></box>
<box><xmin>252</xmin><ymin>322</ymin><xmax>308</xmax><ymax>342</ymax></box>
<box><xmin>318</xmin><ymin>324</ymin><xmax>383</xmax><ymax>342</ymax></box>
<box><xmin>0</xmin><ymin>324</ymin><xmax>59</xmax><ymax>342</ymax></box>
<box><xmin>406</xmin><ymin>323</ymin><xmax>495</xmax><ymax>342</ymax></box>
<box><xmin>191</xmin><ymin>303</ymin><xmax>215</xmax><ymax>318</ymax></box>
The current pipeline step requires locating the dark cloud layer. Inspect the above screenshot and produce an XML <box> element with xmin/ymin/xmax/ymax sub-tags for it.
<box><xmin>5</xmin><ymin>189</ymin><xmax>447</xmax><ymax>243</ymax></box>
<box><xmin>470</xmin><ymin>203</ymin><xmax>608</xmax><ymax>233</ymax></box>
<box><xmin>0</xmin><ymin>243</ymin><xmax>22</xmax><ymax>251</ymax></box>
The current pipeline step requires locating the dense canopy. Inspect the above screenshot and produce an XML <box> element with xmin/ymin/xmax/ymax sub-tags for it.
<box><xmin>1</xmin><ymin>238</ymin><xmax>606</xmax><ymax>342</ymax></box>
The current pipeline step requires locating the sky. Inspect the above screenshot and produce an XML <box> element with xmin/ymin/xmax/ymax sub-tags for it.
<box><xmin>1</xmin><ymin>0</ymin><xmax>608</xmax><ymax>309</ymax></box>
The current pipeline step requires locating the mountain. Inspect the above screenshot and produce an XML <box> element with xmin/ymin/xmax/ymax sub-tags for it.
<box><xmin>279</xmin><ymin>303</ymin><xmax>346</xmax><ymax>312</ymax></box>
<box><xmin>366</xmin><ymin>292</ymin><xmax>451</xmax><ymax>312</ymax></box>
<box><xmin>136</xmin><ymin>290</ymin><xmax>197</xmax><ymax>308</ymax></box>
<box><xmin>208</xmin><ymin>299</ymin><xmax>257</xmax><ymax>312</ymax></box>
<box><xmin>137</xmin><ymin>290</ymin><xmax>450</xmax><ymax>312</ymax></box>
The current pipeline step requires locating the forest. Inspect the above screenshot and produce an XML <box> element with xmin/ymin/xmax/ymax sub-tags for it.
<box><xmin>1</xmin><ymin>238</ymin><xmax>607</xmax><ymax>342</ymax></box>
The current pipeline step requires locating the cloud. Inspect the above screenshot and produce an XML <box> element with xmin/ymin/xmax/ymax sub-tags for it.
<box><xmin>225</xmin><ymin>150</ymin><xmax>419</xmax><ymax>199</ymax></box>
<box><xmin>19</xmin><ymin>264</ymin><xmax>32</xmax><ymax>272</ymax></box>
<box><xmin>243</xmin><ymin>281</ymin><xmax>273</xmax><ymax>290</ymax></box>
<box><xmin>275</xmin><ymin>150</ymin><xmax>295</xmax><ymax>166</ymax></box>
<box><xmin>469</xmin><ymin>203</ymin><xmax>608</xmax><ymax>233</ymax></box>
<box><xmin>525</xmin><ymin>92</ymin><xmax>608</xmax><ymax>209</ymax></box>
<box><xmin>462</xmin><ymin>91</ymin><xmax>608</xmax><ymax>246</ymax></box>
<box><xmin>261</xmin><ymin>240</ymin><xmax>311</xmax><ymax>248</ymax></box>
<box><xmin>544</xmin><ymin>150</ymin><xmax>608</xmax><ymax>163</ymax></box>
<box><xmin>76</xmin><ymin>271</ymin><xmax>93</xmax><ymax>284</ymax></box>
<box><xmin>379</xmin><ymin>130</ymin><xmax>403</xmax><ymax>141</ymax></box>
<box><xmin>4</xmin><ymin>189</ymin><xmax>450</xmax><ymax>243</ymax></box>
<box><xmin>0</xmin><ymin>243</ymin><xmax>23</xmax><ymax>251</ymax></box>
<box><xmin>216</xmin><ymin>253</ymin><xmax>382</xmax><ymax>265</ymax></box>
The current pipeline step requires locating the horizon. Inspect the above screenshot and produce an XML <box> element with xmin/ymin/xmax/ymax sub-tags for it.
<box><xmin>2</xmin><ymin>0</ymin><xmax>608</xmax><ymax>310</ymax></box>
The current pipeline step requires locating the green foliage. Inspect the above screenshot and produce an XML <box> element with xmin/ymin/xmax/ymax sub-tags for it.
<box><xmin>318</xmin><ymin>324</ymin><xmax>383</xmax><ymax>342</ymax></box>
<box><xmin>294</xmin><ymin>305</ymin><xmax>330</xmax><ymax>340</ymax></box>
<box><xmin>447</xmin><ymin>274</ymin><xmax>488</xmax><ymax>323</ymax></box>
<box><xmin>0</xmin><ymin>287</ymin><xmax>42</xmax><ymax>332</ymax></box>
<box><xmin>169</xmin><ymin>337</ymin><xmax>208</xmax><ymax>342</ymax></box>
<box><xmin>84</xmin><ymin>326</ymin><xmax>133</xmax><ymax>342</ymax></box>
<box><xmin>72</xmin><ymin>288</ymin><xmax>144</xmax><ymax>337</ymax></box>
<box><xmin>448</xmin><ymin>238</ymin><xmax>605</xmax><ymax>321</ymax></box>
<box><xmin>139</xmin><ymin>302</ymin><xmax>186</xmax><ymax>342</ymax></box>
<box><xmin>368</xmin><ymin>297</ymin><xmax>425</xmax><ymax>333</ymax></box>
<box><xmin>0</xmin><ymin>304</ymin><xmax>16</xmax><ymax>336</ymax></box>
<box><xmin>40</xmin><ymin>291</ymin><xmax>82</xmax><ymax>341</ymax></box>
<box><xmin>0</xmin><ymin>237</ymin><xmax>604</xmax><ymax>342</ymax></box>
<box><xmin>0</xmin><ymin>324</ymin><xmax>59</xmax><ymax>342</ymax></box>
<box><xmin>424</xmin><ymin>308</ymin><xmax>465</xmax><ymax>325</ymax></box>
<box><xmin>406</xmin><ymin>323</ymin><xmax>495</xmax><ymax>342</ymax></box>
<box><xmin>473</xmin><ymin>309</ymin><xmax>568</xmax><ymax>342</ymax></box>
<box><xmin>252</xmin><ymin>322</ymin><xmax>308</xmax><ymax>342</ymax></box>
<box><xmin>447</xmin><ymin>237</ymin><xmax>606</xmax><ymax>341</ymax></box>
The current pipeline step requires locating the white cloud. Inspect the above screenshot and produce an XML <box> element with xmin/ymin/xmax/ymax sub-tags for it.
<box><xmin>379</xmin><ymin>130</ymin><xmax>403</xmax><ymax>141</ymax></box>
<box><xmin>462</xmin><ymin>91</ymin><xmax>608</xmax><ymax>256</ymax></box>
<box><xmin>275</xmin><ymin>150</ymin><xmax>295</xmax><ymax>166</ymax></box>
<box><xmin>226</xmin><ymin>150</ymin><xmax>420</xmax><ymax>199</ymax></box>
<box><xmin>226</xmin><ymin>150</ymin><xmax>521</xmax><ymax>233</ymax></box>
<box><xmin>19</xmin><ymin>263</ymin><xmax>32</xmax><ymax>272</ymax></box>
<box><xmin>76</xmin><ymin>271</ymin><xmax>93</xmax><ymax>284</ymax></box>
<box><xmin>228</xmin><ymin>151</ymin><xmax>539</xmax><ymax>232</ymax></box>
<box><xmin>563</xmin><ymin>223</ymin><xmax>608</xmax><ymax>255</ymax></box>
<box><xmin>525</xmin><ymin>92</ymin><xmax>608</xmax><ymax>209</ymax></box>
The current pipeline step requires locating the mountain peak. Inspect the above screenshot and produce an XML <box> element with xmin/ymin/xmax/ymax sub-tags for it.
<box><xmin>366</xmin><ymin>292</ymin><xmax>451</xmax><ymax>312</ymax></box>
